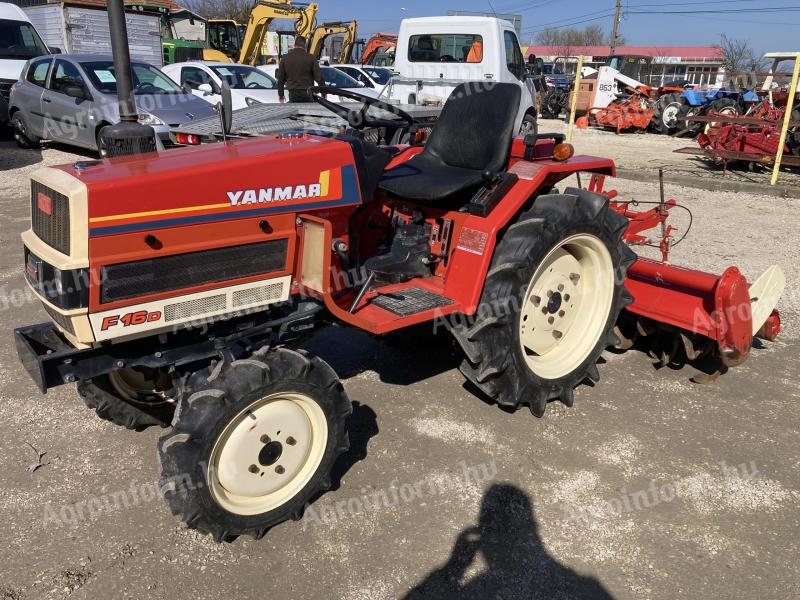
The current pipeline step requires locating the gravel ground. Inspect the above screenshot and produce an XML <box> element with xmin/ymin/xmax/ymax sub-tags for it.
<box><xmin>1</xmin><ymin>129</ymin><xmax>799</xmax><ymax>600</ymax></box>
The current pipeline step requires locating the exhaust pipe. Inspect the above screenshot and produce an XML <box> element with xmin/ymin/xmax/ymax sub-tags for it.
<box><xmin>99</xmin><ymin>0</ymin><xmax>157</xmax><ymax>157</ymax></box>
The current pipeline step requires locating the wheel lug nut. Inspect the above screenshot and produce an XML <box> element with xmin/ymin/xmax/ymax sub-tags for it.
<box><xmin>541</xmin><ymin>307</ymin><xmax>548</xmax><ymax>314</ymax></box>
<box><xmin>557</xmin><ymin>283</ymin><xmax>564</xmax><ymax>291</ymax></box>
<box><xmin>260</xmin><ymin>434</ymin><xmax>270</xmax><ymax>443</ymax></box>
<box><xmin>286</xmin><ymin>436</ymin><xmax>296</xmax><ymax>446</ymax></box>
<box><xmin>553</xmin><ymin>330</ymin><xmax>563</xmax><ymax>340</ymax></box>
<box><xmin>275</xmin><ymin>465</ymin><xmax>285</xmax><ymax>475</ymax></box>
<box><xmin>559</xmin><ymin>310</ymin><xmax>565</xmax><ymax>317</ymax></box>
<box><xmin>546</xmin><ymin>290</ymin><xmax>553</xmax><ymax>297</ymax></box>
<box><xmin>570</xmin><ymin>273</ymin><xmax>581</xmax><ymax>283</ymax></box>
<box><xmin>548</xmin><ymin>316</ymin><xmax>555</xmax><ymax>324</ymax></box>
<box><xmin>248</xmin><ymin>464</ymin><xmax>259</xmax><ymax>473</ymax></box>
<box><xmin>564</xmin><ymin>294</ymin><xmax>570</xmax><ymax>301</ymax></box>
<box><xmin>531</xmin><ymin>295</ymin><xmax>541</xmax><ymax>306</ymax></box>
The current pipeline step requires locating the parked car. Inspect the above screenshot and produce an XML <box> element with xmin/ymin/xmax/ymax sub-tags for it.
<box><xmin>257</xmin><ymin>64</ymin><xmax>380</xmax><ymax>101</ymax></box>
<box><xmin>9</xmin><ymin>53</ymin><xmax>216</xmax><ymax>154</ymax></box>
<box><xmin>0</xmin><ymin>2</ymin><xmax>52</xmax><ymax>126</ymax></box>
<box><xmin>332</xmin><ymin>64</ymin><xmax>392</xmax><ymax>90</ymax></box>
<box><xmin>162</xmin><ymin>61</ymin><xmax>280</xmax><ymax>109</ymax></box>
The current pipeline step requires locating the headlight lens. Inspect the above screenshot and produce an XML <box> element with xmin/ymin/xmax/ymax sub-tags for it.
<box><xmin>137</xmin><ymin>112</ymin><xmax>165</xmax><ymax>126</ymax></box>
<box><xmin>245</xmin><ymin>96</ymin><xmax>262</xmax><ymax>106</ymax></box>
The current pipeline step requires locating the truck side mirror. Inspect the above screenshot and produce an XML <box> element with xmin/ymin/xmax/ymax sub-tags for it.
<box><xmin>198</xmin><ymin>83</ymin><xmax>214</xmax><ymax>95</ymax></box>
<box><xmin>64</xmin><ymin>82</ymin><xmax>89</xmax><ymax>100</ymax></box>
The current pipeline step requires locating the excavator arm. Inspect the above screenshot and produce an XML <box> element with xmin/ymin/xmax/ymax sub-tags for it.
<box><xmin>309</xmin><ymin>20</ymin><xmax>358</xmax><ymax>63</ymax></box>
<box><xmin>239</xmin><ymin>0</ymin><xmax>319</xmax><ymax>65</ymax></box>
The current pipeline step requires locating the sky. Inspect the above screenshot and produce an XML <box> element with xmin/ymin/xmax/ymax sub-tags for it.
<box><xmin>314</xmin><ymin>0</ymin><xmax>800</xmax><ymax>54</ymax></box>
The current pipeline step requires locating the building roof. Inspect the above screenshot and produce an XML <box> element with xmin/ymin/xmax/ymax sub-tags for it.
<box><xmin>11</xmin><ymin>0</ymin><xmax>184</xmax><ymax>11</ymax></box>
<box><xmin>525</xmin><ymin>45</ymin><xmax>723</xmax><ymax>61</ymax></box>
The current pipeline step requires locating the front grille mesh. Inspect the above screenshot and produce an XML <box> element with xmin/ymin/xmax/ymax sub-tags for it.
<box><xmin>31</xmin><ymin>181</ymin><xmax>70</xmax><ymax>255</ymax></box>
<box><xmin>101</xmin><ymin>239</ymin><xmax>289</xmax><ymax>304</ymax></box>
<box><xmin>0</xmin><ymin>79</ymin><xmax>13</xmax><ymax>102</ymax></box>
<box><xmin>232</xmin><ymin>282</ymin><xmax>284</xmax><ymax>307</ymax></box>
<box><xmin>164</xmin><ymin>294</ymin><xmax>226</xmax><ymax>322</ymax></box>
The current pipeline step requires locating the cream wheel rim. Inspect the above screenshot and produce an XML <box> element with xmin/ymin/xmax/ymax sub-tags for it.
<box><xmin>518</xmin><ymin>234</ymin><xmax>615</xmax><ymax>380</ymax></box>
<box><xmin>662</xmin><ymin>103</ymin><xmax>681</xmax><ymax>128</ymax></box>
<box><xmin>704</xmin><ymin>106</ymin><xmax>736</xmax><ymax>134</ymax></box>
<box><xmin>208</xmin><ymin>392</ymin><xmax>328</xmax><ymax>516</ymax></box>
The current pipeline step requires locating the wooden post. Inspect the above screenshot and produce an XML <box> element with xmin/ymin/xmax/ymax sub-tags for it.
<box><xmin>566</xmin><ymin>55</ymin><xmax>585</xmax><ymax>144</ymax></box>
<box><xmin>771</xmin><ymin>55</ymin><xmax>800</xmax><ymax>186</ymax></box>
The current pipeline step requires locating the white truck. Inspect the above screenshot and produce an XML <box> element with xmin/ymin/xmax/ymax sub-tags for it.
<box><xmin>383</xmin><ymin>16</ymin><xmax>538</xmax><ymax>135</ymax></box>
<box><xmin>0</xmin><ymin>2</ymin><xmax>51</xmax><ymax>126</ymax></box>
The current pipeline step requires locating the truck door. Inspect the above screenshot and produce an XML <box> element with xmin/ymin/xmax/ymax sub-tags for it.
<box><xmin>502</xmin><ymin>30</ymin><xmax>533</xmax><ymax>131</ymax></box>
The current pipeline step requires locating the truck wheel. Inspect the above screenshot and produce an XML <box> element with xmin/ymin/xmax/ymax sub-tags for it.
<box><xmin>451</xmin><ymin>190</ymin><xmax>636</xmax><ymax>417</ymax></box>
<box><xmin>157</xmin><ymin>348</ymin><xmax>351</xmax><ymax>541</ymax></box>
<box><xmin>652</xmin><ymin>92</ymin><xmax>684</xmax><ymax>134</ymax></box>
<box><xmin>11</xmin><ymin>112</ymin><xmax>40</xmax><ymax>149</ymax></box>
<box><xmin>78</xmin><ymin>367</ymin><xmax>175</xmax><ymax>429</ymax></box>
<box><xmin>519</xmin><ymin>113</ymin><xmax>538</xmax><ymax>136</ymax></box>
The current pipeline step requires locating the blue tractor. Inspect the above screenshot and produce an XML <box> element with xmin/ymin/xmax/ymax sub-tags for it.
<box><xmin>652</xmin><ymin>87</ymin><xmax>759</xmax><ymax>136</ymax></box>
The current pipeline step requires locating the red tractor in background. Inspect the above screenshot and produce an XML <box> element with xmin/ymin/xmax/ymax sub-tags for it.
<box><xmin>15</xmin><ymin>82</ymin><xmax>784</xmax><ymax>541</ymax></box>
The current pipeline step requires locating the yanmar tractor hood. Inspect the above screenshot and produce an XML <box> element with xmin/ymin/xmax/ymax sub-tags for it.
<box><xmin>53</xmin><ymin>134</ymin><xmax>363</xmax><ymax>238</ymax></box>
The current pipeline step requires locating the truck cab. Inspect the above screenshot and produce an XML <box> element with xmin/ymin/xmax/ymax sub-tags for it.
<box><xmin>0</xmin><ymin>2</ymin><xmax>50</xmax><ymax>125</ymax></box>
<box><xmin>384</xmin><ymin>16</ymin><xmax>536</xmax><ymax>134</ymax></box>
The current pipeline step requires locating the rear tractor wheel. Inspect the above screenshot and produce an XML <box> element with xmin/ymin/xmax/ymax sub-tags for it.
<box><xmin>451</xmin><ymin>189</ymin><xmax>636</xmax><ymax>417</ymax></box>
<box><xmin>652</xmin><ymin>92</ymin><xmax>685</xmax><ymax>135</ymax></box>
<box><xmin>78</xmin><ymin>367</ymin><xmax>175</xmax><ymax>429</ymax></box>
<box><xmin>703</xmin><ymin>98</ymin><xmax>739</xmax><ymax>134</ymax></box>
<box><xmin>157</xmin><ymin>348</ymin><xmax>351</xmax><ymax>541</ymax></box>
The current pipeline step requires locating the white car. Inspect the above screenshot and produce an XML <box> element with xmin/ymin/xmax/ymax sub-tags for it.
<box><xmin>333</xmin><ymin>64</ymin><xmax>392</xmax><ymax>92</ymax></box>
<box><xmin>257</xmin><ymin>64</ymin><xmax>380</xmax><ymax>102</ymax></box>
<box><xmin>162</xmin><ymin>61</ymin><xmax>279</xmax><ymax>109</ymax></box>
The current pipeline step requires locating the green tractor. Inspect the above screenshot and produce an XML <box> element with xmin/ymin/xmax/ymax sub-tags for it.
<box><xmin>126</xmin><ymin>3</ymin><xmax>232</xmax><ymax>64</ymax></box>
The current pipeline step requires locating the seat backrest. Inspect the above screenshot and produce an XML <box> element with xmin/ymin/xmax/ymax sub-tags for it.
<box><xmin>423</xmin><ymin>82</ymin><xmax>521</xmax><ymax>173</ymax></box>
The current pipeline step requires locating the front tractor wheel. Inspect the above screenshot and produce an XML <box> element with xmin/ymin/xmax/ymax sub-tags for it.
<box><xmin>452</xmin><ymin>190</ymin><xmax>636</xmax><ymax>417</ymax></box>
<box><xmin>157</xmin><ymin>349</ymin><xmax>351</xmax><ymax>541</ymax></box>
<box><xmin>78</xmin><ymin>367</ymin><xmax>175</xmax><ymax>429</ymax></box>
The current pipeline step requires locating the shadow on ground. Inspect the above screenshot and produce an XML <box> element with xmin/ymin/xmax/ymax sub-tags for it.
<box><xmin>404</xmin><ymin>484</ymin><xmax>613</xmax><ymax>600</ymax></box>
<box><xmin>0</xmin><ymin>139</ymin><xmax>43</xmax><ymax>171</ymax></box>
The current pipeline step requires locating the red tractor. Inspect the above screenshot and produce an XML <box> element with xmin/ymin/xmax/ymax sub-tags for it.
<box><xmin>15</xmin><ymin>83</ymin><xmax>784</xmax><ymax>541</ymax></box>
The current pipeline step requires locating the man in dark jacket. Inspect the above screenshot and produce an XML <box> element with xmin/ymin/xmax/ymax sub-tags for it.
<box><xmin>277</xmin><ymin>36</ymin><xmax>325</xmax><ymax>103</ymax></box>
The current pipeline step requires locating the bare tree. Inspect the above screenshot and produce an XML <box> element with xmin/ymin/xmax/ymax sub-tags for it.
<box><xmin>183</xmin><ymin>0</ymin><xmax>252</xmax><ymax>24</ymax></box>
<box><xmin>717</xmin><ymin>34</ymin><xmax>755</xmax><ymax>72</ymax></box>
<box><xmin>534</xmin><ymin>25</ymin><xmax>610</xmax><ymax>49</ymax></box>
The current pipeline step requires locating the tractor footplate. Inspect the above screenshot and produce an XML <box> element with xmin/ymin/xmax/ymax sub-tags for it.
<box><xmin>370</xmin><ymin>287</ymin><xmax>453</xmax><ymax>316</ymax></box>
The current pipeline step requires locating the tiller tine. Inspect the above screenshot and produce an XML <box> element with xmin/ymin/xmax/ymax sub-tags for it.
<box><xmin>623</xmin><ymin>258</ymin><xmax>785</xmax><ymax>371</ymax></box>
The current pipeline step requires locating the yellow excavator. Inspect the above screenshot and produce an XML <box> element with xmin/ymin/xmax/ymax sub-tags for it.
<box><xmin>308</xmin><ymin>20</ymin><xmax>358</xmax><ymax>64</ymax></box>
<box><xmin>238</xmin><ymin>0</ymin><xmax>319</xmax><ymax>65</ymax></box>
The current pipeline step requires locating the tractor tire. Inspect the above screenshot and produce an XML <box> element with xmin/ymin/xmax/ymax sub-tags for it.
<box><xmin>78</xmin><ymin>367</ymin><xmax>176</xmax><ymax>430</ymax></box>
<box><xmin>703</xmin><ymin>98</ymin><xmax>739</xmax><ymax>134</ymax></box>
<box><xmin>451</xmin><ymin>190</ymin><xmax>636</xmax><ymax>417</ymax></box>
<box><xmin>519</xmin><ymin>113</ymin><xmax>538</xmax><ymax>137</ymax></box>
<box><xmin>11</xmin><ymin>111</ymin><xmax>40</xmax><ymax>149</ymax></box>
<box><xmin>540</xmin><ymin>90</ymin><xmax>563</xmax><ymax>119</ymax></box>
<box><xmin>652</xmin><ymin>92</ymin><xmax>685</xmax><ymax>135</ymax></box>
<box><xmin>157</xmin><ymin>348</ymin><xmax>351</xmax><ymax>542</ymax></box>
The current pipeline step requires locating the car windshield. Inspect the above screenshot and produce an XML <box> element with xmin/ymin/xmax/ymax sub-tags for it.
<box><xmin>0</xmin><ymin>19</ymin><xmax>49</xmax><ymax>60</ymax></box>
<box><xmin>210</xmin><ymin>65</ymin><xmax>276</xmax><ymax>90</ymax></box>
<box><xmin>82</xmin><ymin>61</ymin><xmax>184</xmax><ymax>94</ymax></box>
<box><xmin>362</xmin><ymin>67</ymin><xmax>392</xmax><ymax>85</ymax></box>
<box><xmin>321</xmin><ymin>66</ymin><xmax>359</xmax><ymax>88</ymax></box>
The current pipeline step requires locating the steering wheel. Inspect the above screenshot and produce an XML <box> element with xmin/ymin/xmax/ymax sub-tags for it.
<box><xmin>438</xmin><ymin>55</ymin><xmax>455</xmax><ymax>62</ymax></box>
<box><xmin>309</xmin><ymin>86</ymin><xmax>414</xmax><ymax>130</ymax></box>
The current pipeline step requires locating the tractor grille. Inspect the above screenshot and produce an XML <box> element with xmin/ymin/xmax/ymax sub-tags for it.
<box><xmin>31</xmin><ymin>181</ymin><xmax>71</xmax><ymax>255</ymax></box>
<box><xmin>174</xmin><ymin>47</ymin><xmax>204</xmax><ymax>63</ymax></box>
<box><xmin>0</xmin><ymin>79</ymin><xmax>14</xmax><ymax>103</ymax></box>
<box><xmin>100</xmin><ymin>239</ymin><xmax>289</xmax><ymax>304</ymax></box>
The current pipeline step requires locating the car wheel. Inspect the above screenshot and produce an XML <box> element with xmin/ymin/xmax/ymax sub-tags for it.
<box><xmin>11</xmin><ymin>112</ymin><xmax>40</xmax><ymax>149</ymax></box>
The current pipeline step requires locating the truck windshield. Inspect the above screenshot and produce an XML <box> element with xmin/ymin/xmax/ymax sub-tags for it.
<box><xmin>82</xmin><ymin>61</ymin><xmax>184</xmax><ymax>95</ymax></box>
<box><xmin>0</xmin><ymin>19</ymin><xmax>49</xmax><ymax>60</ymax></box>
<box><xmin>362</xmin><ymin>67</ymin><xmax>392</xmax><ymax>85</ymax></box>
<box><xmin>209</xmin><ymin>21</ymin><xmax>240</xmax><ymax>55</ymax></box>
<box><xmin>408</xmin><ymin>34</ymin><xmax>483</xmax><ymax>63</ymax></box>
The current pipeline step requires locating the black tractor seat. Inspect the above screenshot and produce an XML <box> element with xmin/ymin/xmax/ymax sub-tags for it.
<box><xmin>378</xmin><ymin>82</ymin><xmax>522</xmax><ymax>208</ymax></box>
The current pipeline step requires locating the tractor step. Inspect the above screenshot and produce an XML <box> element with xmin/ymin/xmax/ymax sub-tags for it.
<box><xmin>370</xmin><ymin>287</ymin><xmax>453</xmax><ymax>316</ymax></box>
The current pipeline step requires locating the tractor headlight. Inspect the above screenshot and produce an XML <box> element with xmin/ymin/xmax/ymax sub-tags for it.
<box><xmin>138</xmin><ymin>112</ymin><xmax>165</xmax><ymax>126</ymax></box>
<box><xmin>245</xmin><ymin>96</ymin><xmax>262</xmax><ymax>106</ymax></box>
